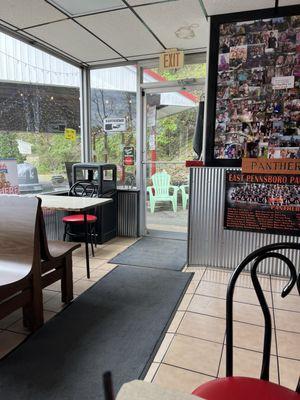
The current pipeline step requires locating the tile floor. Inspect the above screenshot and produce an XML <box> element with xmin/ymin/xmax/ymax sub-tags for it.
<box><xmin>145</xmin><ymin>266</ymin><xmax>300</xmax><ymax>394</ymax></box>
<box><xmin>0</xmin><ymin>236</ymin><xmax>299</xmax><ymax>396</ymax></box>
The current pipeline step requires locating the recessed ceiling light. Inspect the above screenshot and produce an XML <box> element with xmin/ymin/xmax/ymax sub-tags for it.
<box><xmin>48</xmin><ymin>0</ymin><xmax>125</xmax><ymax>17</ymax></box>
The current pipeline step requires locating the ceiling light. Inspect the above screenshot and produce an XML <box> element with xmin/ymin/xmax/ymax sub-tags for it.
<box><xmin>48</xmin><ymin>0</ymin><xmax>124</xmax><ymax>17</ymax></box>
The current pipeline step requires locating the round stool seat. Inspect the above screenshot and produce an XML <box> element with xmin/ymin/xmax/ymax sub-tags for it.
<box><xmin>62</xmin><ymin>214</ymin><xmax>97</xmax><ymax>224</ymax></box>
<box><xmin>192</xmin><ymin>377</ymin><xmax>299</xmax><ymax>400</ymax></box>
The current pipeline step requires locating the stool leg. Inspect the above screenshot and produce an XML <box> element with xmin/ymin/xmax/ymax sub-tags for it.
<box><xmin>84</xmin><ymin>212</ymin><xmax>90</xmax><ymax>279</ymax></box>
<box><xmin>89</xmin><ymin>225</ymin><xmax>95</xmax><ymax>257</ymax></box>
<box><xmin>93</xmin><ymin>225</ymin><xmax>97</xmax><ymax>248</ymax></box>
<box><xmin>63</xmin><ymin>223</ymin><xmax>67</xmax><ymax>241</ymax></box>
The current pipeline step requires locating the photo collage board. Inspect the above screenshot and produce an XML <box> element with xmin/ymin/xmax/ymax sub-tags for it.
<box><xmin>215</xmin><ymin>14</ymin><xmax>300</xmax><ymax>161</ymax></box>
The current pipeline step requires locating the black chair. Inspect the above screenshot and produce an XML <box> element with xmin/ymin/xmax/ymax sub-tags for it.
<box><xmin>62</xmin><ymin>181</ymin><xmax>98</xmax><ymax>257</ymax></box>
<box><xmin>193</xmin><ymin>242</ymin><xmax>300</xmax><ymax>400</ymax></box>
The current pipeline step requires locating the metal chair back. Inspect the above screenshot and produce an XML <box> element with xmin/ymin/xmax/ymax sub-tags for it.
<box><xmin>152</xmin><ymin>172</ymin><xmax>171</xmax><ymax>197</ymax></box>
<box><xmin>69</xmin><ymin>181</ymin><xmax>96</xmax><ymax>198</ymax></box>
<box><xmin>226</xmin><ymin>242</ymin><xmax>300</xmax><ymax>392</ymax></box>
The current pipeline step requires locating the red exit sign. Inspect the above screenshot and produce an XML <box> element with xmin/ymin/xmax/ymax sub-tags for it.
<box><xmin>159</xmin><ymin>49</ymin><xmax>184</xmax><ymax>70</ymax></box>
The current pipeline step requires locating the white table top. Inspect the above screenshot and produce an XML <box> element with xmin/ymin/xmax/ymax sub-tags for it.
<box><xmin>38</xmin><ymin>195</ymin><xmax>112</xmax><ymax>212</ymax></box>
<box><xmin>117</xmin><ymin>381</ymin><xmax>202</xmax><ymax>400</ymax></box>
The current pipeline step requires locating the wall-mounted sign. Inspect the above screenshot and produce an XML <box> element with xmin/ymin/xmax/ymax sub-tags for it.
<box><xmin>0</xmin><ymin>159</ymin><xmax>19</xmax><ymax>194</ymax></box>
<box><xmin>104</xmin><ymin>117</ymin><xmax>127</xmax><ymax>132</ymax></box>
<box><xmin>242</xmin><ymin>158</ymin><xmax>300</xmax><ymax>175</ymax></box>
<box><xmin>123</xmin><ymin>146</ymin><xmax>135</xmax><ymax>166</ymax></box>
<box><xmin>159</xmin><ymin>49</ymin><xmax>184</xmax><ymax>71</ymax></box>
<box><xmin>224</xmin><ymin>170</ymin><xmax>300</xmax><ymax>236</ymax></box>
<box><xmin>64</xmin><ymin>128</ymin><xmax>76</xmax><ymax>141</ymax></box>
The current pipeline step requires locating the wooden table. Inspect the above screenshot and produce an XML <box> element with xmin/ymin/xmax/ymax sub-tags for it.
<box><xmin>38</xmin><ymin>195</ymin><xmax>113</xmax><ymax>278</ymax></box>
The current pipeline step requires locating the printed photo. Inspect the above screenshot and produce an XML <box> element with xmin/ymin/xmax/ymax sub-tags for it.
<box><xmin>219</xmin><ymin>37</ymin><xmax>230</xmax><ymax>53</ymax></box>
<box><xmin>229</xmin><ymin>45</ymin><xmax>247</xmax><ymax>68</ymax></box>
<box><xmin>268</xmin><ymin>147</ymin><xmax>300</xmax><ymax>159</ymax></box>
<box><xmin>265</xmin><ymin>30</ymin><xmax>278</xmax><ymax>50</ymax></box>
<box><xmin>218</xmin><ymin>53</ymin><xmax>230</xmax><ymax>70</ymax></box>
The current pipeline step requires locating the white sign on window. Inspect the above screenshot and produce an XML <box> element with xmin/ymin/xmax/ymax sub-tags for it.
<box><xmin>0</xmin><ymin>159</ymin><xmax>19</xmax><ymax>194</ymax></box>
<box><xmin>104</xmin><ymin>117</ymin><xmax>127</xmax><ymax>132</ymax></box>
<box><xmin>17</xmin><ymin>140</ymin><xmax>32</xmax><ymax>155</ymax></box>
<box><xmin>147</xmin><ymin>106</ymin><xmax>156</xmax><ymax>128</ymax></box>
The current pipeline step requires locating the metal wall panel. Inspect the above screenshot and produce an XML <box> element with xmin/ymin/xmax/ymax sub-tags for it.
<box><xmin>117</xmin><ymin>191</ymin><xmax>139</xmax><ymax>237</ymax></box>
<box><xmin>188</xmin><ymin>167</ymin><xmax>300</xmax><ymax>277</ymax></box>
<box><xmin>43</xmin><ymin>210</ymin><xmax>67</xmax><ymax>241</ymax></box>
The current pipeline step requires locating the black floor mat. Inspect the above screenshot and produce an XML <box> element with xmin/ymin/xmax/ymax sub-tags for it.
<box><xmin>0</xmin><ymin>265</ymin><xmax>192</xmax><ymax>400</ymax></box>
<box><xmin>110</xmin><ymin>237</ymin><xmax>187</xmax><ymax>271</ymax></box>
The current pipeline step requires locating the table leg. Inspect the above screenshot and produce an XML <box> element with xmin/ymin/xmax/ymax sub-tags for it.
<box><xmin>84</xmin><ymin>211</ymin><xmax>90</xmax><ymax>279</ymax></box>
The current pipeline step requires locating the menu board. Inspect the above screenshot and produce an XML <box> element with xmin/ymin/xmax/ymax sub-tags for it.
<box><xmin>224</xmin><ymin>170</ymin><xmax>300</xmax><ymax>235</ymax></box>
<box><xmin>0</xmin><ymin>159</ymin><xmax>19</xmax><ymax>195</ymax></box>
<box><xmin>212</xmin><ymin>13</ymin><xmax>300</xmax><ymax>164</ymax></box>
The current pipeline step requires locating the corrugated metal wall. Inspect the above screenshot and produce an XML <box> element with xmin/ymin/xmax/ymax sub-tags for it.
<box><xmin>117</xmin><ymin>191</ymin><xmax>139</xmax><ymax>237</ymax></box>
<box><xmin>188</xmin><ymin>167</ymin><xmax>300</xmax><ymax>276</ymax></box>
<box><xmin>43</xmin><ymin>210</ymin><xmax>67</xmax><ymax>241</ymax></box>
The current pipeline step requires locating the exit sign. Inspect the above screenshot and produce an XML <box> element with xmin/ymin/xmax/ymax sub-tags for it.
<box><xmin>159</xmin><ymin>49</ymin><xmax>184</xmax><ymax>70</ymax></box>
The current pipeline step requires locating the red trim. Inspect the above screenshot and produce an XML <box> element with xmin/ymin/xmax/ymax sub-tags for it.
<box><xmin>144</xmin><ymin>68</ymin><xmax>198</xmax><ymax>104</ymax></box>
<box><xmin>144</xmin><ymin>68</ymin><xmax>167</xmax><ymax>82</ymax></box>
<box><xmin>185</xmin><ymin>160</ymin><xmax>204</xmax><ymax>167</ymax></box>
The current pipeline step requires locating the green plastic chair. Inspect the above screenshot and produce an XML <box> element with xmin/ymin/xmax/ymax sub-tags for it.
<box><xmin>147</xmin><ymin>172</ymin><xmax>179</xmax><ymax>213</ymax></box>
<box><xmin>180</xmin><ymin>185</ymin><xmax>189</xmax><ymax>210</ymax></box>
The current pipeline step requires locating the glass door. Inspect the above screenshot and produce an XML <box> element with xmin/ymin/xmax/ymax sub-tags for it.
<box><xmin>143</xmin><ymin>85</ymin><xmax>201</xmax><ymax>238</ymax></box>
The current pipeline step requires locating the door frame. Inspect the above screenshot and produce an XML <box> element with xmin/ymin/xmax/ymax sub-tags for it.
<box><xmin>138</xmin><ymin>79</ymin><xmax>204</xmax><ymax>236</ymax></box>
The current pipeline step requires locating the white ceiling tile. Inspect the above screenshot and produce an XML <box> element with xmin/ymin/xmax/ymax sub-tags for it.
<box><xmin>77</xmin><ymin>9</ymin><xmax>164</xmax><ymax>58</ymax></box>
<box><xmin>136</xmin><ymin>0</ymin><xmax>208</xmax><ymax>50</ymax></box>
<box><xmin>88</xmin><ymin>58</ymin><xmax>125</xmax><ymax>66</ymax></box>
<box><xmin>128</xmin><ymin>0</ymin><xmax>172</xmax><ymax>5</ymax></box>
<box><xmin>25</xmin><ymin>20</ymin><xmax>119</xmax><ymax>62</ymax></box>
<box><xmin>49</xmin><ymin>0</ymin><xmax>124</xmax><ymax>16</ymax></box>
<box><xmin>16</xmin><ymin>30</ymin><xmax>84</xmax><ymax>63</ymax></box>
<box><xmin>279</xmin><ymin>0</ymin><xmax>300</xmax><ymax>5</ymax></box>
<box><xmin>0</xmin><ymin>19</ymin><xmax>19</xmax><ymax>31</ymax></box>
<box><xmin>202</xmin><ymin>0</ymin><xmax>276</xmax><ymax>16</ymax></box>
<box><xmin>127</xmin><ymin>52</ymin><xmax>162</xmax><ymax>60</ymax></box>
<box><xmin>0</xmin><ymin>0</ymin><xmax>66</xmax><ymax>29</ymax></box>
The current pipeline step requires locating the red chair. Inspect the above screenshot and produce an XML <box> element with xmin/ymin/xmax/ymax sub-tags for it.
<box><xmin>193</xmin><ymin>242</ymin><xmax>300</xmax><ymax>400</ymax></box>
<box><xmin>62</xmin><ymin>181</ymin><xmax>97</xmax><ymax>257</ymax></box>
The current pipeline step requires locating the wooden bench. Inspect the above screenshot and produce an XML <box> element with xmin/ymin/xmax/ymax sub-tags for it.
<box><xmin>0</xmin><ymin>195</ymin><xmax>44</xmax><ymax>331</ymax></box>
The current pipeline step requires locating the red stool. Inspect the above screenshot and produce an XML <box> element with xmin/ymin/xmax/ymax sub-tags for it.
<box><xmin>62</xmin><ymin>181</ymin><xmax>98</xmax><ymax>260</ymax></box>
<box><xmin>192</xmin><ymin>243</ymin><xmax>300</xmax><ymax>400</ymax></box>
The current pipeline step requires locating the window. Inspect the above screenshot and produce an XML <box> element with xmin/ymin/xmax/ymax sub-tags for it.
<box><xmin>0</xmin><ymin>32</ymin><xmax>81</xmax><ymax>193</ymax></box>
<box><xmin>90</xmin><ymin>66</ymin><xmax>137</xmax><ymax>187</ymax></box>
<box><xmin>143</xmin><ymin>61</ymin><xmax>206</xmax><ymax>83</ymax></box>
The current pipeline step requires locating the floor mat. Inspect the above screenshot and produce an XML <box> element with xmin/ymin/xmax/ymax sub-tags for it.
<box><xmin>110</xmin><ymin>237</ymin><xmax>187</xmax><ymax>271</ymax></box>
<box><xmin>0</xmin><ymin>265</ymin><xmax>192</xmax><ymax>400</ymax></box>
